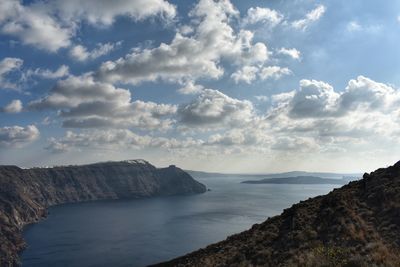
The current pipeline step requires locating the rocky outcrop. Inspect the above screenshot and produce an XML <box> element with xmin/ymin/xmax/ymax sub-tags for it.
<box><xmin>153</xmin><ymin>162</ymin><xmax>400</xmax><ymax>267</ymax></box>
<box><xmin>0</xmin><ymin>160</ymin><xmax>206</xmax><ymax>266</ymax></box>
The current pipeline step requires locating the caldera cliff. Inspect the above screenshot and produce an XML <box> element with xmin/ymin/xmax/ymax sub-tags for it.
<box><xmin>153</xmin><ymin>162</ymin><xmax>400</xmax><ymax>267</ymax></box>
<box><xmin>0</xmin><ymin>160</ymin><xmax>206</xmax><ymax>266</ymax></box>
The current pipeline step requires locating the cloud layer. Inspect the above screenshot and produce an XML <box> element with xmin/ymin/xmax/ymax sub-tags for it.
<box><xmin>0</xmin><ymin>125</ymin><xmax>40</xmax><ymax>147</ymax></box>
<box><xmin>29</xmin><ymin>74</ymin><xmax>176</xmax><ymax>130</ymax></box>
<box><xmin>97</xmin><ymin>0</ymin><xmax>270</xmax><ymax>85</ymax></box>
<box><xmin>0</xmin><ymin>0</ymin><xmax>176</xmax><ymax>52</ymax></box>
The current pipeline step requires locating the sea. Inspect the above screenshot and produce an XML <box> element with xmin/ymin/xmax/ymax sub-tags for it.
<box><xmin>21</xmin><ymin>175</ymin><xmax>340</xmax><ymax>267</ymax></box>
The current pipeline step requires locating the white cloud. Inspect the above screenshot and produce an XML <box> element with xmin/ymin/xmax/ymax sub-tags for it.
<box><xmin>177</xmin><ymin>81</ymin><xmax>204</xmax><ymax>95</ymax></box>
<box><xmin>278</xmin><ymin>47</ymin><xmax>301</xmax><ymax>60</ymax></box>
<box><xmin>231</xmin><ymin>66</ymin><xmax>259</xmax><ymax>84</ymax></box>
<box><xmin>0</xmin><ymin>0</ymin><xmax>175</xmax><ymax>52</ymax></box>
<box><xmin>27</xmin><ymin>65</ymin><xmax>69</xmax><ymax>79</ymax></box>
<box><xmin>347</xmin><ymin>21</ymin><xmax>362</xmax><ymax>32</ymax></box>
<box><xmin>273</xmin><ymin>76</ymin><xmax>400</xmax><ymax>120</ymax></box>
<box><xmin>0</xmin><ymin>57</ymin><xmax>23</xmax><ymax>90</ymax></box>
<box><xmin>206</xmin><ymin>129</ymin><xmax>266</xmax><ymax>147</ymax></box>
<box><xmin>0</xmin><ymin>0</ymin><xmax>72</xmax><ymax>52</ymax></box>
<box><xmin>70</xmin><ymin>42</ymin><xmax>121</xmax><ymax>62</ymax></box>
<box><xmin>178</xmin><ymin>89</ymin><xmax>256</xmax><ymax>128</ymax></box>
<box><xmin>34</xmin><ymin>75</ymin><xmax>400</xmax><ymax>163</ymax></box>
<box><xmin>292</xmin><ymin>5</ymin><xmax>326</xmax><ymax>31</ymax></box>
<box><xmin>70</xmin><ymin>45</ymin><xmax>91</xmax><ymax>62</ymax></box>
<box><xmin>271</xmin><ymin>136</ymin><xmax>319</xmax><ymax>152</ymax></box>
<box><xmin>179</xmin><ymin>25</ymin><xmax>194</xmax><ymax>35</ymax></box>
<box><xmin>45</xmin><ymin>129</ymin><xmax>203</xmax><ymax>153</ymax></box>
<box><xmin>254</xmin><ymin>95</ymin><xmax>269</xmax><ymax>102</ymax></box>
<box><xmin>29</xmin><ymin>74</ymin><xmax>177</xmax><ymax>130</ymax></box>
<box><xmin>268</xmin><ymin>76</ymin><xmax>400</xmax><ymax>144</ymax></box>
<box><xmin>339</xmin><ymin>75</ymin><xmax>399</xmax><ymax>112</ymax></box>
<box><xmin>0</xmin><ymin>125</ymin><xmax>40</xmax><ymax>148</ymax></box>
<box><xmin>259</xmin><ymin>66</ymin><xmax>292</xmax><ymax>80</ymax></box>
<box><xmin>243</xmin><ymin>7</ymin><xmax>283</xmax><ymax>27</ymax></box>
<box><xmin>97</xmin><ymin>0</ymin><xmax>269</xmax><ymax>85</ymax></box>
<box><xmin>2</xmin><ymin>99</ymin><xmax>23</xmax><ymax>113</ymax></box>
<box><xmin>346</xmin><ymin>21</ymin><xmax>382</xmax><ymax>34</ymax></box>
<box><xmin>232</xmin><ymin>65</ymin><xmax>291</xmax><ymax>84</ymax></box>
<box><xmin>286</xmin><ymin>78</ymin><xmax>339</xmax><ymax>118</ymax></box>
<box><xmin>53</xmin><ymin>0</ymin><xmax>176</xmax><ymax>26</ymax></box>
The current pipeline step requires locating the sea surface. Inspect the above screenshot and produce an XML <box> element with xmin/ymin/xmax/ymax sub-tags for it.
<box><xmin>21</xmin><ymin>176</ymin><xmax>340</xmax><ymax>267</ymax></box>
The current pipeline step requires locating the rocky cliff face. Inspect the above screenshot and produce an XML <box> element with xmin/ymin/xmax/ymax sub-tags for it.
<box><xmin>0</xmin><ymin>160</ymin><xmax>206</xmax><ymax>266</ymax></box>
<box><xmin>153</xmin><ymin>162</ymin><xmax>400</xmax><ymax>267</ymax></box>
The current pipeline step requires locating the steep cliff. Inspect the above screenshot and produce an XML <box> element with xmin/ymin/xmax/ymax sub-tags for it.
<box><xmin>0</xmin><ymin>160</ymin><xmax>206</xmax><ymax>266</ymax></box>
<box><xmin>153</xmin><ymin>162</ymin><xmax>400</xmax><ymax>267</ymax></box>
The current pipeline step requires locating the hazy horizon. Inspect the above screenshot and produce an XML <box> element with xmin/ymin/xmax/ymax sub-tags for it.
<box><xmin>6</xmin><ymin>157</ymin><xmax>370</xmax><ymax>175</ymax></box>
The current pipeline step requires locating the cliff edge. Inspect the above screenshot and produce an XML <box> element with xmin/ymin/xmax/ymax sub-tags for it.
<box><xmin>0</xmin><ymin>160</ymin><xmax>206</xmax><ymax>266</ymax></box>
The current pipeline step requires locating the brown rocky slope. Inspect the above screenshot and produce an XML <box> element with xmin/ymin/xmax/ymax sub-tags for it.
<box><xmin>0</xmin><ymin>160</ymin><xmax>206</xmax><ymax>266</ymax></box>
<box><xmin>153</xmin><ymin>162</ymin><xmax>400</xmax><ymax>267</ymax></box>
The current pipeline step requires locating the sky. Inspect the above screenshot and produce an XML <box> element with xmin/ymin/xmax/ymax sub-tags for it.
<box><xmin>1</xmin><ymin>0</ymin><xmax>400</xmax><ymax>173</ymax></box>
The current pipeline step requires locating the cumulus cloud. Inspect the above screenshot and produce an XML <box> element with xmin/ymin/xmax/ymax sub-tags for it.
<box><xmin>292</xmin><ymin>5</ymin><xmax>326</xmax><ymax>31</ymax></box>
<box><xmin>0</xmin><ymin>57</ymin><xmax>23</xmax><ymax>90</ymax></box>
<box><xmin>232</xmin><ymin>66</ymin><xmax>291</xmax><ymax>84</ymax></box>
<box><xmin>0</xmin><ymin>125</ymin><xmax>40</xmax><ymax>147</ymax></box>
<box><xmin>70</xmin><ymin>42</ymin><xmax>122</xmax><ymax>62</ymax></box>
<box><xmin>0</xmin><ymin>0</ymin><xmax>72</xmax><ymax>52</ymax></box>
<box><xmin>339</xmin><ymin>75</ymin><xmax>399</xmax><ymax>112</ymax></box>
<box><xmin>243</xmin><ymin>7</ymin><xmax>283</xmax><ymax>27</ymax></box>
<box><xmin>177</xmin><ymin>81</ymin><xmax>204</xmax><ymax>95</ymax></box>
<box><xmin>278</xmin><ymin>47</ymin><xmax>301</xmax><ymax>60</ymax></box>
<box><xmin>1</xmin><ymin>99</ymin><xmax>23</xmax><ymax>113</ymax></box>
<box><xmin>266</xmin><ymin>76</ymin><xmax>400</xmax><ymax>151</ymax></box>
<box><xmin>273</xmin><ymin>76</ymin><xmax>400</xmax><ymax>119</ymax></box>
<box><xmin>286</xmin><ymin>79</ymin><xmax>339</xmax><ymax>118</ymax></box>
<box><xmin>178</xmin><ymin>89</ymin><xmax>256</xmax><ymax>128</ymax></box>
<box><xmin>259</xmin><ymin>66</ymin><xmax>292</xmax><ymax>80</ymax></box>
<box><xmin>29</xmin><ymin>74</ymin><xmax>177</xmax><ymax>130</ymax></box>
<box><xmin>97</xmin><ymin>0</ymin><xmax>269</xmax><ymax>85</ymax></box>
<box><xmin>231</xmin><ymin>66</ymin><xmax>259</xmax><ymax>84</ymax></box>
<box><xmin>0</xmin><ymin>0</ymin><xmax>175</xmax><ymax>52</ymax></box>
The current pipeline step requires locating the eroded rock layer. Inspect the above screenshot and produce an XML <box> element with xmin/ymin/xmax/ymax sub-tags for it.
<box><xmin>0</xmin><ymin>160</ymin><xmax>206</xmax><ymax>266</ymax></box>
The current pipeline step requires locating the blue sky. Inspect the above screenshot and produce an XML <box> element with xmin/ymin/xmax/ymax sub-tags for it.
<box><xmin>1</xmin><ymin>0</ymin><xmax>400</xmax><ymax>173</ymax></box>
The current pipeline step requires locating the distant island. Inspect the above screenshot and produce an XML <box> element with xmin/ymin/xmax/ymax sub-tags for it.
<box><xmin>0</xmin><ymin>160</ymin><xmax>206</xmax><ymax>266</ymax></box>
<box><xmin>187</xmin><ymin>170</ymin><xmax>362</xmax><ymax>180</ymax></box>
<box><xmin>152</xmin><ymin>162</ymin><xmax>400</xmax><ymax>266</ymax></box>
<box><xmin>242</xmin><ymin>176</ymin><xmax>349</xmax><ymax>185</ymax></box>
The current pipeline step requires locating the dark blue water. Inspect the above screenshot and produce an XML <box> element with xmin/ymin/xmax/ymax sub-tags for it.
<box><xmin>21</xmin><ymin>176</ymin><xmax>339</xmax><ymax>267</ymax></box>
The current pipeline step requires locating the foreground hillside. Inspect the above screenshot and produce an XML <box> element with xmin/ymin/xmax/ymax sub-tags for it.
<box><xmin>154</xmin><ymin>162</ymin><xmax>400</xmax><ymax>267</ymax></box>
<box><xmin>0</xmin><ymin>160</ymin><xmax>206</xmax><ymax>266</ymax></box>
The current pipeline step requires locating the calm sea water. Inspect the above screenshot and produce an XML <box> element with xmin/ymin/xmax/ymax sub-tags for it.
<box><xmin>21</xmin><ymin>176</ymin><xmax>340</xmax><ymax>267</ymax></box>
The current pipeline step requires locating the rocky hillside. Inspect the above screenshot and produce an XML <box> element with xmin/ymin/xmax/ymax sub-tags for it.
<box><xmin>154</xmin><ymin>162</ymin><xmax>400</xmax><ymax>267</ymax></box>
<box><xmin>0</xmin><ymin>160</ymin><xmax>206</xmax><ymax>266</ymax></box>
